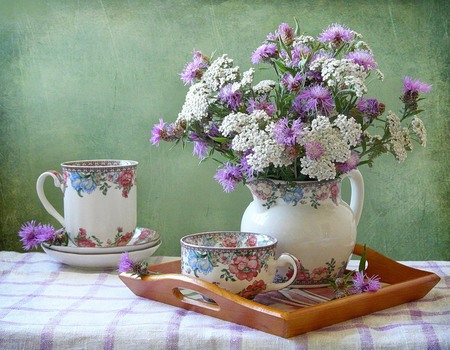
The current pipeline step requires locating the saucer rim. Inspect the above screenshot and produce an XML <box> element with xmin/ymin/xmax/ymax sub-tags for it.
<box><xmin>41</xmin><ymin>241</ymin><xmax>161</xmax><ymax>269</ymax></box>
<box><xmin>42</xmin><ymin>239</ymin><xmax>161</xmax><ymax>256</ymax></box>
<box><xmin>44</xmin><ymin>227</ymin><xmax>160</xmax><ymax>254</ymax></box>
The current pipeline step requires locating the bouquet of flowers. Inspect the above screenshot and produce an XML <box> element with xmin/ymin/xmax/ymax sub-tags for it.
<box><xmin>150</xmin><ymin>21</ymin><xmax>431</xmax><ymax>192</ymax></box>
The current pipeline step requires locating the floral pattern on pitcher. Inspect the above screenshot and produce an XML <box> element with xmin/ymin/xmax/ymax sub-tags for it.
<box><xmin>292</xmin><ymin>258</ymin><xmax>348</xmax><ymax>286</ymax></box>
<box><xmin>63</xmin><ymin>169</ymin><xmax>136</xmax><ymax>198</ymax></box>
<box><xmin>247</xmin><ymin>178</ymin><xmax>341</xmax><ymax>209</ymax></box>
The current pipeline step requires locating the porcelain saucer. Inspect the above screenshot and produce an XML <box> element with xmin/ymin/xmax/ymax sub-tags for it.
<box><xmin>41</xmin><ymin>240</ymin><xmax>161</xmax><ymax>269</ymax></box>
<box><xmin>44</xmin><ymin>227</ymin><xmax>160</xmax><ymax>254</ymax></box>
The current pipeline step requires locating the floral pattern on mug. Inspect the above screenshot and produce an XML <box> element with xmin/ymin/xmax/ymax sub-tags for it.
<box><xmin>134</xmin><ymin>228</ymin><xmax>156</xmax><ymax>245</ymax></box>
<box><xmin>73</xmin><ymin>228</ymin><xmax>102</xmax><ymax>247</ymax></box>
<box><xmin>106</xmin><ymin>228</ymin><xmax>134</xmax><ymax>246</ymax></box>
<box><xmin>64</xmin><ymin>169</ymin><xmax>136</xmax><ymax>198</ymax></box>
<box><xmin>247</xmin><ymin>179</ymin><xmax>341</xmax><ymax>209</ymax></box>
<box><xmin>73</xmin><ymin>227</ymin><xmax>135</xmax><ymax>247</ymax></box>
<box><xmin>238</xmin><ymin>280</ymin><xmax>267</xmax><ymax>299</ymax></box>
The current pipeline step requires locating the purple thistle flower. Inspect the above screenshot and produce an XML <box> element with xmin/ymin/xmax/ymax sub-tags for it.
<box><xmin>150</xmin><ymin>119</ymin><xmax>167</xmax><ymax>145</ymax></box>
<box><xmin>297</xmin><ymin>85</ymin><xmax>335</xmax><ymax>116</ymax></box>
<box><xmin>272</xmin><ymin>117</ymin><xmax>303</xmax><ymax>146</ymax></box>
<box><xmin>336</xmin><ymin>150</ymin><xmax>360</xmax><ymax>174</ymax></box>
<box><xmin>289</xmin><ymin>45</ymin><xmax>312</xmax><ymax>67</ymax></box>
<box><xmin>345</xmin><ymin>50</ymin><xmax>377</xmax><ymax>70</ymax></box>
<box><xmin>239</xmin><ymin>154</ymin><xmax>256</xmax><ymax>179</ymax></box>
<box><xmin>357</xmin><ymin>98</ymin><xmax>385</xmax><ymax>119</ymax></box>
<box><xmin>350</xmin><ymin>271</ymin><xmax>382</xmax><ymax>294</ymax></box>
<box><xmin>179</xmin><ymin>51</ymin><xmax>209</xmax><ymax>85</ymax></box>
<box><xmin>246</xmin><ymin>97</ymin><xmax>276</xmax><ymax>117</ymax></box>
<box><xmin>304</xmin><ymin>141</ymin><xmax>325</xmax><ymax>160</ymax></box>
<box><xmin>214</xmin><ymin>162</ymin><xmax>243</xmax><ymax>192</ymax></box>
<box><xmin>218</xmin><ymin>84</ymin><xmax>242</xmax><ymax>110</ymax></box>
<box><xmin>118</xmin><ymin>252</ymin><xmax>135</xmax><ymax>273</ymax></box>
<box><xmin>18</xmin><ymin>221</ymin><xmax>59</xmax><ymax>250</ymax></box>
<box><xmin>276</xmin><ymin>23</ymin><xmax>295</xmax><ymax>45</ymax></box>
<box><xmin>318</xmin><ymin>23</ymin><xmax>354</xmax><ymax>46</ymax></box>
<box><xmin>193</xmin><ymin>141</ymin><xmax>209</xmax><ymax>159</ymax></box>
<box><xmin>150</xmin><ymin>119</ymin><xmax>178</xmax><ymax>145</ymax></box>
<box><xmin>403</xmin><ymin>76</ymin><xmax>432</xmax><ymax>94</ymax></box>
<box><xmin>251</xmin><ymin>43</ymin><xmax>278</xmax><ymax>64</ymax></box>
<box><xmin>280</xmin><ymin>72</ymin><xmax>304</xmax><ymax>92</ymax></box>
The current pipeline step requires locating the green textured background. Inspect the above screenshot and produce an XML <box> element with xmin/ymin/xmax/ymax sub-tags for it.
<box><xmin>0</xmin><ymin>0</ymin><xmax>448</xmax><ymax>260</ymax></box>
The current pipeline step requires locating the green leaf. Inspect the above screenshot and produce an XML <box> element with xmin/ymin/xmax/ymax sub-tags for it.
<box><xmin>209</xmin><ymin>137</ymin><xmax>229</xmax><ymax>143</ymax></box>
<box><xmin>359</xmin><ymin>244</ymin><xmax>367</xmax><ymax>273</ymax></box>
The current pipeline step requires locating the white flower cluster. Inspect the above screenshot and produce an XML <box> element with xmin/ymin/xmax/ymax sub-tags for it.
<box><xmin>252</xmin><ymin>80</ymin><xmax>277</xmax><ymax>95</ymax></box>
<box><xmin>202</xmin><ymin>54</ymin><xmax>240</xmax><ymax>92</ymax></box>
<box><xmin>411</xmin><ymin>117</ymin><xmax>427</xmax><ymax>147</ymax></box>
<box><xmin>177</xmin><ymin>82</ymin><xmax>211</xmax><ymax>123</ymax></box>
<box><xmin>220</xmin><ymin>110</ymin><xmax>272</xmax><ymax>138</ymax></box>
<box><xmin>386</xmin><ymin>111</ymin><xmax>411</xmax><ymax>162</ymax></box>
<box><xmin>293</xmin><ymin>35</ymin><xmax>315</xmax><ymax>46</ymax></box>
<box><xmin>240</xmin><ymin>68</ymin><xmax>255</xmax><ymax>87</ymax></box>
<box><xmin>247</xmin><ymin>125</ymin><xmax>291</xmax><ymax>172</ymax></box>
<box><xmin>310</xmin><ymin>57</ymin><xmax>368</xmax><ymax>97</ymax></box>
<box><xmin>219</xmin><ymin>110</ymin><xmax>289</xmax><ymax>172</ymax></box>
<box><xmin>299</xmin><ymin>115</ymin><xmax>362</xmax><ymax>180</ymax></box>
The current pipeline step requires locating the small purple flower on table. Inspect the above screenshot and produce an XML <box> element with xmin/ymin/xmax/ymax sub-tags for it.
<box><xmin>350</xmin><ymin>271</ymin><xmax>382</xmax><ymax>294</ymax></box>
<box><xmin>118</xmin><ymin>252</ymin><xmax>158</xmax><ymax>278</ymax></box>
<box><xmin>18</xmin><ymin>221</ymin><xmax>66</xmax><ymax>250</ymax></box>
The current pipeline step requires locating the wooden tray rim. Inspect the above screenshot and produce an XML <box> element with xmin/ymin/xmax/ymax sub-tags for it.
<box><xmin>119</xmin><ymin>244</ymin><xmax>441</xmax><ymax>337</ymax></box>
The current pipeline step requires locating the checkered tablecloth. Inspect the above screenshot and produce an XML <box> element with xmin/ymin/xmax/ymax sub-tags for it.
<box><xmin>0</xmin><ymin>251</ymin><xmax>448</xmax><ymax>350</ymax></box>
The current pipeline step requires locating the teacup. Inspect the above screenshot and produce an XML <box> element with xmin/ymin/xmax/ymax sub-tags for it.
<box><xmin>180</xmin><ymin>231</ymin><xmax>298</xmax><ymax>299</ymax></box>
<box><xmin>36</xmin><ymin>160</ymin><xmax>138</xmax><ymax>248</ymax></box>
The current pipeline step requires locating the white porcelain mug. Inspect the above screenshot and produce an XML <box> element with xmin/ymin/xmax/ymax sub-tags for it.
<box><xmin>181</xmin><ymin>232</ymin><xmax>299</xmax><ymax>299</ymax></box>
<box><xmin>36</xmin><ymin>160</ymin><xmax>138</xmax><ymax>248</ymax></box>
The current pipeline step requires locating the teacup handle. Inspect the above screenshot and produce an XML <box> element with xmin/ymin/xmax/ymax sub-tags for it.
<box><xmin>36</xmin><ymin>171</ymin><xmax>65</xmax><ymax>227</ymax></box>
<box><xmin>266</xmin><ymin>253</ymin><xmax>299</xmax><ymax>292</ymax></box>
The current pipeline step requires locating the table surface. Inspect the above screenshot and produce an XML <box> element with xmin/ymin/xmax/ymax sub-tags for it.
<box><xmin>0</xmin><ymin>251</ymin><xmax>449</xmax><ymax>350</ymax></box>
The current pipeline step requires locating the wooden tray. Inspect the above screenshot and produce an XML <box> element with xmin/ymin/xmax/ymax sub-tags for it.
<box><xmin>119</xmin><ymin>244</ymin><xmax>440</xmax><ymax>338</ymax></box>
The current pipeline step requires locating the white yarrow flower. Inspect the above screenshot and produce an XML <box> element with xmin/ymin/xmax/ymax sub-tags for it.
<box><xmin>253</xmin><ymin>80</ymin><xmax>277</xmax><ymax>95</ymax></box>
<box><xmin>240</xmin><ymin>68</ymin><xmax>255</xmax><ymax>87</ymax></box>
<box><xmin>412</xmin><ymin>117</ymin><xmax>427</xmax><ymax>147</ymax></box>
<box><xmin>298</xmin><ymin>115</ymin><xmax>359</xmax><ymax>180</ymax></box>
<box><xmin>177</xmin><ymin>82</ymin><xmax>211</xmax><ymax>123</ymax></box>
<box><xmin>386</xmin><ymin>111</ymin><xmax>408</xmax><ymax>162</ymax></box>
<box><xmin>310</xmin><ymin>58</ymin><xmax>368</xmax><ymax>97</ymax></box>
<box><xmin>202</xmin><ymin>54</ymin><xmax>240</xmax><ymax>92</ymax></box>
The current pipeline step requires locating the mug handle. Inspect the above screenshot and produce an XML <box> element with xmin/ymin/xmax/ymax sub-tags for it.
<box><xmin>265</xmin><ymin>253</ymin><xmax>299</xmax><ymax>292</ymax></box>
<box><xmin>344</xmin><ymin>169</ymin><xmax>365</xmax><ymax>226</ymax></box>
<box><xmin>36</xmin><ymin>171</ymin><xmax>65</xmax><ymax>227</ymax></box>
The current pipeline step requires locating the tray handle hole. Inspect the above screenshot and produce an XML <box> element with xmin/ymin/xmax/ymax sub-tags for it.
<box><xmin>172</xmin><ymin>288</ymin><xmax>220</xmax><ymax>312</ymax></box>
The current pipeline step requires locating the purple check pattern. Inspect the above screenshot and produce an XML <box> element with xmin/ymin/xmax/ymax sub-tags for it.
<box><xmin>0</xmin><ymin>251</ymin><xmax>448</xmax><ymax>350</ymax></box>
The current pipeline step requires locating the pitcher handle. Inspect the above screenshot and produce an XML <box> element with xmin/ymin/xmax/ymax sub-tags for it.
<box><xmin>36</xmin><ymin>171</ymin><xmax>65</xmax><ymax>227</ymax></box>
<box><xmin>345</xmin><ymin>169</ymin><xmax>364</xmax><ymax>225</ymax></box>
<box><xmin>266</xmin><ymin>253</ymin><xmax>299</xmax><ymax>292</ymax></box>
